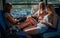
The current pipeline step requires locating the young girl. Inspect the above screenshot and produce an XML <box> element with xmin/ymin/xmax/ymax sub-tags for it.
<box><xmin>36</xmin><ymin>11</ymin><xmax>48</xmax><ymax>33</ymax></box>
<box><xmin>37</xmin><ymin>5</ymin><xmax>59</xmax><ymax>33</ymax></box>
<box><xmin>24</xmin><ymin>3</ymin><xmax>59</xmax><ymax>36</ymax></box>
<box><xmin>24</xmin><ymin>2</ymin><xmax>48</xmax><ymax>35</ymax></box>
<box><xmin>3</xmin><ymin>3</ymin><xmax>36</xmax><ymax>36</ymax></box>
<box><xmin>47</xmin><ymin>5</ymin><xmax>58</xmax><ymax>28</ymax></box>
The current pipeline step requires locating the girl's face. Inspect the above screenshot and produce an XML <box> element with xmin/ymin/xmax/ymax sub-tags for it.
<box><xmin>8</xmin><ymin>6</ymin><xmax>12</xmax><ymax>13</ymax></box>
<box><xmin>47</xmin><ymin>8</ymin><xmax>52</xmax><ymax>15</ymax></box>
<box><xmin>40</xmin><ymin>5</ymin><xmax>43</xmax><ymax>9</ymax></box>
<box><xmin>39</xmin><ymin>3</ymin><xmax>46</xmax><ymax>10</ymax></box>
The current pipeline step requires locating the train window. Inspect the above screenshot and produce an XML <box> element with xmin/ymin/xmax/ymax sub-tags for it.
<box><xmin>6</xmin><ymin>0</ymin><xmax>42</xmax><ymax>18</ymax></box>
<box><xmin>47</xmin><ymin>0</ymin><xmax>60</xmax><ymax>4</ymax></box>
<box><xmin>5</xmin><ymin>0</ymin><xmax>60</xmax><ymax>18</ymax></box>
<box><xmin>11</xmin><ymin>5</ymin><xmax>32</xmax><ymax>18</ymax></box>
<box><xmin>47</xmin><ymin>0</ymin><xmax>60</xmax><ymax>8</ymax></box>
<box><xmin>6</xmin><ymin>0</ymin><xmax>40</xmax><ymax>3</ymax></box>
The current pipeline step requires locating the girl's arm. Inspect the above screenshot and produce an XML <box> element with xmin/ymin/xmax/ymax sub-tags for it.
<box><xmin>52</xmin><ymin>15</ymin><xmax>58</xmax><ymax>28</ymax></box>
<box><xmin>7</xmin><ymin>16</ymin><xmax>19</xmax><ymax>24</ymax></box>
<box><xmin>42</xmin><ymin>15</ymin><xmax>58</xmax><ymax>28</ymax></box>
<box><xmin>41</xmin><ymin>20</ymin><xmax>52</xmax><ymax>26</ymax></box>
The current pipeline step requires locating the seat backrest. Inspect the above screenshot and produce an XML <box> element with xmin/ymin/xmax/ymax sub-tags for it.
<box><xmin>55</xmin><ymin>8</ymin><xmax>60</xmax><ymax>16</ymax></box>
<box><xmin>57</xmin><ymin>17</ymin><xmax>60</xmax><ymax>31</ymax></box>
<box><xmin>45</xmin><ymin>16</ymin><xmax>60</xmax><ymax>33</ymax></box>
<box><xmin>0</xmin><ymin>10</ymin><xmax>6</xmax><ymax>31</ymax></box>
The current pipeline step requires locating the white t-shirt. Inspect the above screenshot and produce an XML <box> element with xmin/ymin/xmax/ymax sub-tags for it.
<box><xmin>36</xmin><ymin>15</ymin><xmax>48</xmax><ymax>33</ymax></box>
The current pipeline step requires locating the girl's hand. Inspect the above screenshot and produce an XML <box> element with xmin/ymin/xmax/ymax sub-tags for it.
<box><xmin>41</xmin><ymin>20</ymin><xmax>47</xmax><ymax>24</ymax></box>
<box><xmin>38</xmin><ymin>16</ymin><xmax>43</xmax><ymax>20</ymax></box>
<box><xmin>41</xmin><ymin>21</ymin><xmax>52</xmax><ymax>26</ymax></box>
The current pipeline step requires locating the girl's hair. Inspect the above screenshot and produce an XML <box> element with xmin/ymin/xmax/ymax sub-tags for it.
<box><xmin>4</xmin><ymin>3</ymin><xmax>12</xmax><ymax>13</ymax></box>
<box><xmin>38</xmin><ymin>2</ymin><xmax>46</xmax><ymax>16</ymax></box>
<box><xmin>47</xmin><ymin>5</ymin><xmax>57</xmax><ymax>16</ymax></box>
<box><xmin>47</xmin><ymin>5</ymin><xmax>58</xmax><ymax>22</ymax></box>
<box><xmin>39</xmin><ymin>2</ymin><xmax>46</xmax><ymax>10</ymax></box>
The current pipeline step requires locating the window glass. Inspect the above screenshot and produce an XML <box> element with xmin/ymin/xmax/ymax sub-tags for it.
<box><xmin>6</xmin><ymin>0</ymin><xmax>60</xmax><ymax>18</ymax></box>
<box><xmin>47</xmin><ymin>0</ymin><xmax>60</xmax><ymax>8</ymax></box>
<box><xmin>6</xmin><ymin>0</ymin><xmax>40</xmax><ymax>18</ymax></box>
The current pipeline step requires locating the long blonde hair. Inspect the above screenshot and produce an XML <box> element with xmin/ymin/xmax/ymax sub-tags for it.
<box><xmin>39</xmin><ymin>2</ymin><xmax>46</xmax><ymax>11</ymax></box>
<box><xmin>38</xmin><ymin>2</ymin><xmax>46</xmax><ymax>17</ymax></box>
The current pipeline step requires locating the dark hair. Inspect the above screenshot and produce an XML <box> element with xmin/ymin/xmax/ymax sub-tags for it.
<box><xmin>4</xmin><ymin>3</ymin><xmax>12</xmax><ymax>13</ymax></box>
<box><xmin>47</xmin><ymin>5</ymin><xmax>57</xmax><ymax>15</ymax></box>
<box><xmin>47</xmin><ymin>5</ymin><xmax>53</xmax><ymax>12</ymax></box>
<box><xmin>47</xmin><ymin>5</ymin><xmax>58</xmax><ymax>23</ymax></box>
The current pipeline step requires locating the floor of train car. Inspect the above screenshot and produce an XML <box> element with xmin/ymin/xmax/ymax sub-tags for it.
<box><xmin>31</xmin><ymin>34</ymin><xmax>42</xmax><ymax>38</ymax></box>
<box><xmin>50</xmin><ymin>35</ymin><xmax>60</xmax><ymax>38</ymax></box>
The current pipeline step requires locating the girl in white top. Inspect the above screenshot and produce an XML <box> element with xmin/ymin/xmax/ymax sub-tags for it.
<box><xmin>35</xmin><ymin>2</ymin><xmax>48</xmax><ymax>33</ymax></box>
<box><xmin>24</xmin><ymin>2</ymin><xmax>48</xmax><ymax>34</ymax></box>
<box><xmin>37</xmin><ymin>13</ymin><xmax>48</xmax><ymax>33</ymax></box>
